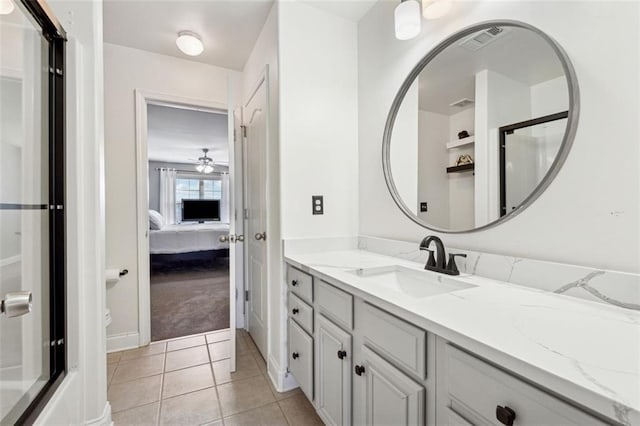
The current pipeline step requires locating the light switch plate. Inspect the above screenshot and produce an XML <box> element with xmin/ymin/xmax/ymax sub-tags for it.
<box><xmin>312</xmin><ymin>195</ymin><xmax>324</xmax><ymax>215</ymax></box>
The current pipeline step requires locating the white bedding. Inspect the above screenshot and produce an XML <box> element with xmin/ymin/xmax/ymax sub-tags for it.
<box><xmin>149</xmin><ymin>223</ymin><xmax>230</xmax><ymax>254</ymax></box>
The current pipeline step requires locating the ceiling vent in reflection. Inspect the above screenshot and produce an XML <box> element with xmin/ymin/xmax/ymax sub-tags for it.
<box><xmin>450</xmin><ymin>98</ymin><xmax>474</xmax><ymax>108</ymax></box>
<box><xmin>458</xmin><ymin>26</ymin><xmax>511</xmax><ymax>51</ymax></box>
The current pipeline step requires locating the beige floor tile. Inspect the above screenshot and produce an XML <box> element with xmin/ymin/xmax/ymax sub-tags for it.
<box><xmin>107</xmin><ymin>351</ymin><xmax>122</xmax><ymax>365</ymax></box>
<box><xmin>107</xmin><ymin>363</ymin><xmax>117</xmax><ymax>387</ymax></box>
<box><xmin>160</xmin><ymin>387</ymin><xmax>221</xmax><ymax>425</ymax></box>
<box><xmin>112</xmin><ymin>402</ymin><xmax>159</xmax><ymax>425</ymax></box>
<box><xmin>162</xmin><ymin>364</ymin><xmax>214</xmax><ymax>399</ymax></box>
<box><xmin>223</xmin><ymin>402</ymin><xmax>288</xmax><ymax>426</ymax></box>
<box><xmin>212</xmin><ymin>354</ymin><xmax>261</xmax><ymax>385</ymax></box>
<box><xmin>278</xmin><ymin>393</ymin><xmax>324</xmax><ymax>425</ymax></box>
<box><xmin>217</xmin><ymin>375</ymin><xmax>276</xmax><ymax>417</ymax></box>
<box><xmin>267</xmin><ymin>380</ymin><xmax>303</xmax><ymax>401</ymax></box>
<box><xmin>253</xmin><ymin>352</ymin><xmax>268</xmax><ymax>376</ymax></box>
<box><xmin>112</xmin><ymin>354</ymin><xmax>165</xmax><ymax>384</ymax></box>
<box><xmin>206</xmin><ymin>329</ymin><xmax>231</xmax><ymax>344</ymax></box>
<box><xmin>167</xmin><ymin>335</ymin><xmax>206</xmax><ymax>352</ymax></box>
<box><xmin>108</xmin><ymin>375</ymin><xmax>162</xmax><ymax>413</ymax></box>
<box><xmin>165</xmin><ymin>346</ymin><xmax>210</xmax><ymax>372</ymax></box>
<box><xmin>120</xmin><ymin>342</ymin><xmax>166</xmax><ymax>361</ymax></box>
<box><xmin>208</xmin><ymin>341</ymin><xmax>231</xmax><ymax>361</ymax></box>
<box><xmin>202</xmin><ymin>421</ymin><xmax>223</xmax><ymax>426</ymax></box>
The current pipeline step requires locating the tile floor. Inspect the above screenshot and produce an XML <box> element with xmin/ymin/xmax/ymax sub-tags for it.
<box><xmin>107</xmin><ymin>329</ymin><xmax>324</xmax><ymax>425</ymax></box>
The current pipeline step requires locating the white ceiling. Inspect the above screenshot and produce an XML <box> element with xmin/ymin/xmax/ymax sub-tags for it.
<box><xmin>147</xmin><ymin>104</ymin><xmax>229</xmax><ymax>166</ymax></box>
<box><xmin>103</xmin><ymin>0</ymin><xmax>274</xmax><ymax>71</ymax></box>
<box><xmin>419</xmin><ymin>27</ymin><xmax>567</xmax><ymax>115</ymax></box>
<box><xmin>300</xmin><ymin>0</ymin><xmax>378</xmax><ymax>22</ymax></box>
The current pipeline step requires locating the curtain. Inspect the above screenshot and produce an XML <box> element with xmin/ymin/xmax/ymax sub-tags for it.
<box><xmin>220</xmin><ymin>173</ymin><xmax>230</xmax><ymax>223</ymax></box>
<box><xmin>159</xmin><ymin>168</ymin><xmax>177</xmax><ymax>224</ymax></box>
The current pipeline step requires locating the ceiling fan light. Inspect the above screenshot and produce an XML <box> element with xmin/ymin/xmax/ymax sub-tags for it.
<box><xmin>395</xmin><ymin>0</ymin><xmax>422</xmax><ymax>41</ymax></box>
<box><xmin>176</xmin><ymin>31</ymin><xmax>204</xmax><ymax>56</ymax></box>
<box><xmin>422</xmin><ymin>0</ymin><xmax>453</xmax><ymax>20</ymax></box>
<box><xmin>0</xmin><ymin>0</ymin><xmax>15</xmax><ymax>15</ymax></box>
<box><xmin>203</xmin><ymin>164</ymin><xmax>214</xmax><ymax>174</ymax></box>
<box><xmin>196</xmin><ymin>164</ymin><xmax>205</xmax><ymax>173</ymax></box>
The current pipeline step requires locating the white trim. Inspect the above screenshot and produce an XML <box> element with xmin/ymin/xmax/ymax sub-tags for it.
<box><xmin>134</xmin><ymin>89</ymin><xmax>230</xmax><ymax>347</ymax></box>
<box><xmin>106</xmin><ymin>332</ymin><xmax>139</xmax><ymax>353</ymax></box>
<box><xmin>268</xmin><ymin>353</ymin><xmax>298</xmax><ymax>393</ymax></box>
<box><xmin>85</xmin><ymin>402</ymin><xmax>113</xmax><ymax>426</ymax></box>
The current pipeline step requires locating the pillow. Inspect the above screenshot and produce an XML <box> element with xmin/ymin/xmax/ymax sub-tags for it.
<box><xmin>149</xmin><ymin>210</ymin><xmax>164</xmax><ymax>230</ymax></box>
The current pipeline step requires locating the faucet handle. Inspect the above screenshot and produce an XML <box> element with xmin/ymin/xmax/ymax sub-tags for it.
<box><xmin>446</xmin><ymin>253</ymin><xmax>467</xmax><ymax>275</ymax></box>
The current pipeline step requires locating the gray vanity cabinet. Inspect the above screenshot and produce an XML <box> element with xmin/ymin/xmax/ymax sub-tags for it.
<box><xmin>288</xmin><ymin>314</ymin><xmax>314</xmax><ymax>400</ymax></box>
<box><xmin>353</xmin><ymin>346</ymin><xmax>425</xmax><ymax>426</ymax></box>
<box><xmin>315</xmin><ymin>314</ymin><xmax>352</xmax><ymax>426</ymax></box>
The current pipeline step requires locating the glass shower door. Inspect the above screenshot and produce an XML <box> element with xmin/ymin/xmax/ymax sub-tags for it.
<box><xmin>0</xmin><ymin>1</ymin><xmax>65</xmax><ymax>423</ymax></box>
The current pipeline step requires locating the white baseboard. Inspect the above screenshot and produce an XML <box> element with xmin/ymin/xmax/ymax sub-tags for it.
<box><xmin>268</xmin><ymin>353</ymin><xmax>299</xmax><ymax>393</ymax></box>
<box><xmin>106</xmin><ymin>332</ymin><xmax>139</xmax><ymax>353</ymax></box>
<box><xmin>86</xmin><ymin>402</ymin><xmax>112</xmax><ymax>426</ymax></box>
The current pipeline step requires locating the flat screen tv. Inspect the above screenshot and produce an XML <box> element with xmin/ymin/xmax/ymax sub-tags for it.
<box><xmin>182</xmin><ymin>199</ymin><xmax>220</xmax><ymax>222</ymax></box>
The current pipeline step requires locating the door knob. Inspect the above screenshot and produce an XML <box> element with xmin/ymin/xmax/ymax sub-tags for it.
<box><xmin>1</xmin><ymin>291</ymin><xmax>32</xmax><ymax>318</ymax></box>
<box><xmin>255</xmin><ymin>232</ymin><xmax>266</xmax><ymax>241</ymax></box>
<box><xmin>219</xmin><ymin>235</ymin><xmax>229</xmax><ymax>243</ymax></box>
<box><xmin>236</xmin><ymin>234</ymin><xmax>245</xmax><ymax>242</ymax></box>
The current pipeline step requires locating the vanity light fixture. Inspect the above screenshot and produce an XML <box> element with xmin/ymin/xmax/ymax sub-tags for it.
<box><xmin>422</xmin><ymin>0</ymin><xmax>453</xmax><ymax>20</ymax></box>
<box><xmin>0</xmin><ymin>0</ymin><xmax>15</xmax><ymax>15</ymax></box>
<box><xmin>176</xmin><ymin>31</ymin><xmax>204</xmax><ymax>56</ymax></box>
<box><xmin>195</xmin><ymin>148</ymin><xmax>215</xmax><ymax>174</ymax></box>
<box><xmin>394</xmin><ymin>0</ymin><xmax>422</xmax><ymax>41</ymax></box>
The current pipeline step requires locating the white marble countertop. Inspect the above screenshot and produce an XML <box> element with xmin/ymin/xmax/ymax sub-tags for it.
<box><xmin>284</xmin><ymin>248</ymin><xmax>640</xmax><ymax>425</ymax></box>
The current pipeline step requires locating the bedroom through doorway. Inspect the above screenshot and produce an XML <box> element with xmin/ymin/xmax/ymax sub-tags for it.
<box><xmin>145</xmin><ymin>102</ymin><xmax>233</xmax><ymax>342</ymax></box>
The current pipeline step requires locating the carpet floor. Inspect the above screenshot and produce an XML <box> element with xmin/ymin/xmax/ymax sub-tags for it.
<box><xmin>150</xmin><ymin>256</ymin><xmax>229</xmax><ymax>341</ymax></box>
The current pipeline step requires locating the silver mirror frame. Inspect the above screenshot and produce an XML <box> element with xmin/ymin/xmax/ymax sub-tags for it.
<box><xmin>382</xmin><ymin>20</ymin><xmax>580</xmax><ymax>234</ymax></box>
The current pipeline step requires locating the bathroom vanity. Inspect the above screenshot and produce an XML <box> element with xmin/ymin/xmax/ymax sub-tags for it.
<box><xmin>283</xmin><ymin>242</ymin><xmax>638</xmax><ymax>426</ymax></box>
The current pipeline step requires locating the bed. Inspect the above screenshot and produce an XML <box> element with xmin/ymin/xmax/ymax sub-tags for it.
<box><xmin>149</xmin><ymin>222</ymin><xmax>230</xmax><ymax>255</ymax></box>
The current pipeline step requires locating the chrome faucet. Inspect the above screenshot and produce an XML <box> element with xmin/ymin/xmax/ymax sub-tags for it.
<box><xmin>419</xmin><ymin>235</ymin><xmax>467</xmax><ymax>276</ymax></box>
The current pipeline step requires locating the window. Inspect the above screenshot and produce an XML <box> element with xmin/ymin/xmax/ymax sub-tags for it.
<box><xmin>175</xmin><ymin>177</ymin><xmax>222</xmax><ymax>221</ymax></box>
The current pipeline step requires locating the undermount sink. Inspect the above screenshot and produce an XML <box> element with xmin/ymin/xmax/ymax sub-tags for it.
<box><xmin>347</xmin><ymin>265</ymin><xmax>475</xmax><ymax>298</ymax></box>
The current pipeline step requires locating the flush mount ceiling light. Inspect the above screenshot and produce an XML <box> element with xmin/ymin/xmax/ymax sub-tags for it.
<box><xmin>176</xmin><ymin>31</ymin><xmax>204</xmax><ymax>56</ymax></box>
<box><xmin>195</xmin><ymin>148</ymin><xmax>214</xmax><ymax>174</ymax></box>
<box><xmin>422</xmin><ymin>0</ymin><xmax>453</xmax><ymax>20</ymax></box>
<box><xmin>0</xmin><ymin>0</ymin><xmax>15</xmax><ymax>15</ymax></box>
<box><xmin>395</xmin><ymin>0</ymin><xmax>422</xmax><ymax>41</ymax></box>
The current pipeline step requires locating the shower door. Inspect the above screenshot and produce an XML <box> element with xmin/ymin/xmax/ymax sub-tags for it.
<box><xmin>0</xmin><ymin>1</ymin><xmax>66</xmax><ymax>424</ymax></box>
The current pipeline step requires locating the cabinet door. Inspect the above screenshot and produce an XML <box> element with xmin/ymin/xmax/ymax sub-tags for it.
<box><xmin>316</xmin><ymin>314</ymin><xmax>352</xmax><ymax>426</ymax></box>
<box><xmin>288</xmin><ymin>318</ymin><xmax>314</xmax><ymax>400</ymax></box>
<box><xmin>354</xmin><ymin>346</ymin><xmax>425</xmax><ymax>426</ymax></box>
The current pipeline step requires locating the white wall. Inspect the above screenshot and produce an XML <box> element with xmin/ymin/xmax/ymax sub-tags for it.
<box><xmin>103</xmin><ymin>43</ymin><xmax>240</xmax><ymax>347</ymax></box>
<box><xmin>417</xmin><ymin>110</ymin><xmax>449</xmax><ymax>226</ymax></box>
<box><xmin>358</xmin><ymin>1</ymin><xmax>640</xmax><ymax>273</ymax></box>
<box><xmin>279</xmin><ymin>1</ymin><xmax>359</xmax><ymax>240</ymax></box>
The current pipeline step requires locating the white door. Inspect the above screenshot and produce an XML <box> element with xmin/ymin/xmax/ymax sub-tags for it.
<box><xmin>244</xmin><ymin>74</ymin><xmax>268</xmax><ymax>358</ymax></box>
<box><xmin>226</xmin><ymin>80</ymin><xmax>238</xmax><ymax>371</ymax></box>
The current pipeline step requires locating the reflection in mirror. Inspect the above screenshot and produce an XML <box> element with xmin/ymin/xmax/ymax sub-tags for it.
<box><xmin>387</xmin><ymin>23</ymin><xmax>576</xmax><ymax>232</ymax></box>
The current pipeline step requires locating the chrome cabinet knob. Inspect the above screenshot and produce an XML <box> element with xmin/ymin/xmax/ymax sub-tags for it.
<box><xmin>1</xmin><ymin>291</ymin><xmax>32</xmax><ymax>318</ymax></box>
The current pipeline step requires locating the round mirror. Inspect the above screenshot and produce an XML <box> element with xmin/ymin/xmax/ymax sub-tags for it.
<box><xmin>383</xmin><ymin>21</ymin><xmax>579</xmax><ymax>233</ymax></box>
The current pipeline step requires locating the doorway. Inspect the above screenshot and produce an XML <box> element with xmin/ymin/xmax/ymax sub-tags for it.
<box><xmin>134</xmin><ymin>91</ymin><xmax>239</xmax><ymax>369</ymax></box>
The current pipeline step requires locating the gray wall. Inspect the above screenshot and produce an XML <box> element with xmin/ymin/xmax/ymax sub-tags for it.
<box><xmin>148</xmin><ymin>161</ymin><xmax>228</xmax><ymax>212</ymax></box>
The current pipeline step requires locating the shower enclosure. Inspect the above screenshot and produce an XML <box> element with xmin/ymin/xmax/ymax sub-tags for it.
<box><xmin>499</xmin><ymin>111</ymin><xmax>569</xmax><ymax>216</ymax></box>
<box><xmin>0</xmin><ymin>1</ymin><xmax>66</xmax><ymax>423</ymax></box>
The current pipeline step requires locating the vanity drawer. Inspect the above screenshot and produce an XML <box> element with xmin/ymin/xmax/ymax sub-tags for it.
<box><xmin>288</xmin><ymin>291</ymin><xmax>313</xmax><ymax>334</ymax></box>
<box><xmin>444</xmin><ymin>345</ymin><xmax>606</xmax><ymax>426</ymax></box>
<box><xmin>362</xmin><ymin>303</ymin><xmax>426</xmax><ymax>379</ymax></box>
<box><xmin>288</xmin><ymin>318</ymin><xmax>314</xmax><ymax>401</ymax></box>
<box><xmin>287</xmin><ymin>265</ymin><xmax>313</xmax><ymax>303</ymax></box>
<box><xmin>316</xmin><ymin>279</ymin><xmax>353</xmax><ymax>330</ymax></box>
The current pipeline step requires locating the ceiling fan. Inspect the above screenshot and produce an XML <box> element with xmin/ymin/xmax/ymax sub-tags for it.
<box><xmin>194</xmin><ymin>148</ymin><xmax>214</xmax><ymax>174</ymax></box>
